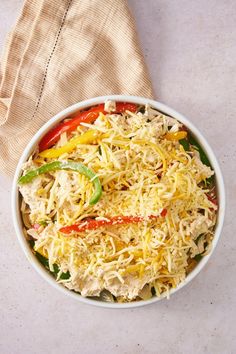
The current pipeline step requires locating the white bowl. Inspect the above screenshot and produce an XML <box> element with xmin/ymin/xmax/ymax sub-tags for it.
<box><xmin>12</xmin><ymin>95</ymin><xmax>226</xmax><ymax>308</ymax></box>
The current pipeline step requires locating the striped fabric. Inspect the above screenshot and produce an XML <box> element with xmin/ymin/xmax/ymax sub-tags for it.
<box><xmin>0</xmin><ymin>0</ymin><xmax>153</xmax><ymax>175</ymax></box>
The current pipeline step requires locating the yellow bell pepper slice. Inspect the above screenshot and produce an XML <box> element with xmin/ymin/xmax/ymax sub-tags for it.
<box><xmin>164</xmin><ymin>131</ymin><xmax>187</xmax><ymax>141</ymax></box>
<box><xmin>39</xmin><ymin>129</ymin><xmax>100</xmax><ymax>158</ymax></box>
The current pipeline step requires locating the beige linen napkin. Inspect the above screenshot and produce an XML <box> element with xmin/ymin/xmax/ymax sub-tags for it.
<box><xmin>0</xmin><ymin>0</ymin><xmax>153</xmax><ymax>176</ymax></box>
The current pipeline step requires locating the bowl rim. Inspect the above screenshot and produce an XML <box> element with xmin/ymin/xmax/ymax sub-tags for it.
<box><xmin>11</xmin><ymin>95</ymin><xmax>226</xmax><ymax>308</ymax></box>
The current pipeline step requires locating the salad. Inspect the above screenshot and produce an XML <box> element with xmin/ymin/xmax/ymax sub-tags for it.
<box><xmin>18</xmin><ymin>101</ymin><xmax>217</xmax><ymax>302</ymax></box>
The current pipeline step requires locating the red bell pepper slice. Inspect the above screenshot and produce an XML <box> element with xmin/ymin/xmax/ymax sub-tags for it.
<box><xmin>112</xmin><ymin>102</ymin><xmax>137</xmax><ymax>113</ymax></box>
<box><xmin>206</xmin><ymin>186</ymin><xmax>217</xmax><ymax>206</ymax></box>
<box><xmin>38</xmin><ymin>102</ymin><xmax>137</xmax><ymax>151</ymax></box>
<box><xmin>59</xmin><ymin>209</ymin><xmax>167</xmax><ymax>234</ymax></box>
<box><xmin>206</xmin><ymin>194</ymin><xmax>217</xmax><ymax>205</ymax></box>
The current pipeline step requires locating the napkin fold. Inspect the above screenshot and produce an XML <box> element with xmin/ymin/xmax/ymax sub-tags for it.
<box><xmin>0</xmin><ymin>0</ymin><xmax>153</xmax><ymax>175</ymax></box>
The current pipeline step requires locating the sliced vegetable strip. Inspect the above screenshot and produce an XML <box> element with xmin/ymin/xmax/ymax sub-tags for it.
<box><xmin>164</xmin><ymin>131</ymin><xmax>187</xmax><ymax>141</ymax></box>
<box><xmin>60</xmin><ymin>209</ymin><xmax>167</xmax><ymax>234</ymax></box>
<box><xmin>188</xmin><ymin>135</ymin><xmax>211</xmax><ymax>167</ymax></box>
<box><xmin>39</xmin><ymin>111</ymin><xmax>100</xmax><ymax>152</ymax></box>
<box><xmin>207</xmin><ymin>194</ymin><xmax>217</xmax><ymax>205</ymax></box>
<box><xmin>39</xmin><ymin>129</ymin><xmax>100</xmax><ymax>158</ymax></box>
<box><xmin>206</xmin><ymin>186</ymin><xmax>217</xmax><ymax>205</ymax></box>
<box><xmin>113</xmin><ymin>102</ymin><xmax>137</xmax><ymax>113</ymax></box>
<box><xmin>179</xmin><ymin>138</ymin><xmax>190</xmax><ymax>151</ymax></box>
<box><xmin>181</xmin><ymin>133</ymin><xmax>214</xmax><ymax>184</ymax></box>
<box><xmin>18</xmin><ymin>161</ymin><xmax>102</xmax><ymax>205</ymax></box>
<box><xmin>35</xmin><ymin>250</ymin><xmax>70</xmax><ymax>280</ymax></box>
<box><xmin>38</xmin><ymin>102</ymin><xmax>137</xmax><ymax>151</ymax></box>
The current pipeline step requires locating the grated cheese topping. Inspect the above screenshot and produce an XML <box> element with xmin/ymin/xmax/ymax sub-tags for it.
<box><xmin>19</xmin><ymin>102</ymin><xmax>217</xmax><ymax>302</ymax></box>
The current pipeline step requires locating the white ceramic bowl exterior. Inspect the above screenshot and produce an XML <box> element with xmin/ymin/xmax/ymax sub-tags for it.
<box><xmin>12</xmin><ymin>95</ymin><xmax>225</xmax><ymax>308</ymax></box>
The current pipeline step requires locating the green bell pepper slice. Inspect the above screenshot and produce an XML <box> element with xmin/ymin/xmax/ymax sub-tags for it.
<box><xmin>18</xmin><ymin>160</ymin><xmax>102</xmax><ymax>205</ymax></box>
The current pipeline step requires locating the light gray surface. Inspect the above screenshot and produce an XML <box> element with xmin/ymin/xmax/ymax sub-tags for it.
<box><xmin>0</xmin><ymin>1</ymin><xmax>235</xmax><ymax>353</ymax></box>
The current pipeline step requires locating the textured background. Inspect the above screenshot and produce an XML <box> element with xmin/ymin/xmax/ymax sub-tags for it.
<box><xmin>0</xmin><ymin>1</ymin><xmax>235</xmax><ymax>353</ymax></box>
